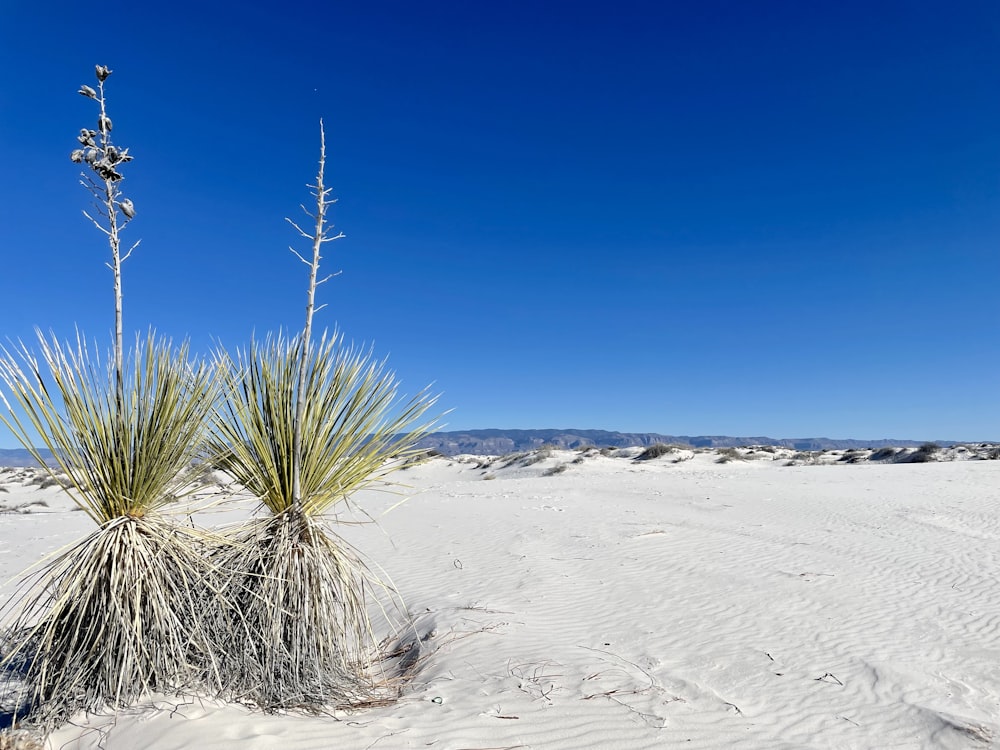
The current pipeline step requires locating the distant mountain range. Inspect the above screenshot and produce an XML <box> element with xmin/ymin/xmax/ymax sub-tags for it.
<box><xmin>0</xmin><ymin>449</ymin><xmax>52</xmax><ymax>467</ymax></box>
<box><xmin>0</xmin><ymin>448</ymin><xmax>49</xmax><ymax>467</ymax></box>
<box><xmin>415</xmin><ymin>429</ymin><xmax>963</xmax><ymax>456</ymax></box>
<box><xmin>0</xmin><ymin>430</ymin><xmax>978</xmax><ymax>466</ymax></box>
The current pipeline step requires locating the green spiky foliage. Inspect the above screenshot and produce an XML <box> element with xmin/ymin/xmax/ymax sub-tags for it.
<box><xmin>0</xmin><ymin>332</ymin><xmax>220</xmax><ymax>727</ymax></box>
<box><xmin>208</xmin><ymin>331</ymin><xmax>436</xmax><ymax>708</ymax></box>
<box><xmin>213</xmin><ymin>332</ymin><xmax>435</xmax><ymax>517</ymax></box>
<box><xmin>0</xmin><ymin>333</ymin><xmax>215</xmax><ymax>522</ymax></box>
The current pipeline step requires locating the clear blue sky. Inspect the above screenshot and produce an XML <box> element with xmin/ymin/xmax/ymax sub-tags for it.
<box><xmin>2</xmin><ymin>1</ymin><xmax>998</xmax><ymax>444</ymax></box>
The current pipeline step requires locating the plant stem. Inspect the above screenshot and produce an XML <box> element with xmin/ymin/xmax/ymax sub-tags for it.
<box><xmin>95</xmin><ymin>77</ymin><xmax>125</xmax><ymax>407</ymax></box>
<box><xmin>291</xmin><ymin>121</ymin><xmax>333</xmax><ymax>513</ymax></box>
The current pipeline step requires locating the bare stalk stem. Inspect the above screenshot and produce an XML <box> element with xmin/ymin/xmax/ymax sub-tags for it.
<box><xmin>96</xmin><ymin>80</ymin><xmax>126</xmax><ymax>405</ymax></box>
<box><xmin>74</xmin><ymin>67</ymin><xmax>136</xmax><ymax>408</ymax></box>
<box><xmin>290</xmin><ymin>120</ymin><xmax>344</xmax><ymax>512</ymax></box>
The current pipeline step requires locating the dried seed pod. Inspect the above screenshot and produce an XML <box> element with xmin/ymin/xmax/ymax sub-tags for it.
<box><xmin>84</xmin><ymin>148</ymin><xmax>98</xmax><ymax>163</ymax></box>
<box><xmin>79</xmin><ymin>85</ymin><xmax>97</xmax><ymax>99</ymax></box>
<box><xmin>119</xmin><ymin>199</ymin><xmax>135</xmax><ymax>219</ymax></box>
<box><xmin>70</xmin><ymin>149</ymin><xmax>85</xmax><ymax>163</ymax></box>
<box><xmin>98</xmin><ymin>114</ymin><xmax>112</xmax><ymax>133</ymax></box>
<box><xmin>95</xmin><ymin>65</ymin><xmax>111</xmax><ymax>82</ymax></box>
<box><xmin>106</xmin><ymin>145</ymin><xmax>119</xmax><ymax>161</ymax></box>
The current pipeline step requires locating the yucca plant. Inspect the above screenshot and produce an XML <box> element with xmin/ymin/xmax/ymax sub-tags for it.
<box><xmin>208</xmin><ymin>123</ymin><xmax>438</xmax><ymax>709</ymax></box>
<box><xmin>0</xmin><ymin>66</ymin><xmax>220</xmax><ymax>728</ymax></box>
<box><xmin>0</xmin><ymin>334</ymin><xmax>219</xmax><ymax>725</ymax></box>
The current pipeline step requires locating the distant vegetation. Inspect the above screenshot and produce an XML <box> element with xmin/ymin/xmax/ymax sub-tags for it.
<box><xmin>635</xmin><ymin>443</ymin><xmax>676</xmax><ymax>460</ymax></box>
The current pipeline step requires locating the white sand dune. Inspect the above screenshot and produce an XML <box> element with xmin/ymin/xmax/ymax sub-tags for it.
<box><xmin>2</xmin><ymin>448</ymin><xmax>999</xmax><ymax>749</ymax></box>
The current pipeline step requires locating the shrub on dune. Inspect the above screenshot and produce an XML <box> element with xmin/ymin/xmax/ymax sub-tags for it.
<box><xmin>209</xmin><ymin>333</ymin><xmax>436</xmax><ymax>708</ymax></box>
<box><xmin>0</xmin><ymin>65</ymin><xmax>219</xmax><ymax>728</ymax></box>
<box><xmin>207</xmin><ymin>124</ymin><xmax>438</xmax><ymax>710</ymax></box>
<box><xmin>635</xmin><ymin>442</ymin><xmax>675</xmax><ymax>461</ymax></box>
<box><xmin>0</xmin><ymin>333</ymin><xmax>218</xmax><ymax>726</ymax></box>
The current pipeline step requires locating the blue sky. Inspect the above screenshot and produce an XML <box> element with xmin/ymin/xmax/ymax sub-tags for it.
<box><xmin>2</xmin><ymin>1</ymin><xmax>999</xmax><ymax>443</ymax></box>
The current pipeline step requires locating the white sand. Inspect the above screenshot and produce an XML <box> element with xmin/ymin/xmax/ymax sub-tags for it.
<box><xmin>2</xmin><ymin>448</ymin><xmax>999</xmax><ymax>749</ymax></box>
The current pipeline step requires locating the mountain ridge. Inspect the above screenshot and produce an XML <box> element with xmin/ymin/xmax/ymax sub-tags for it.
<box><xmin>415</xmin><ymin>429</ymin><xmax>972</xmax><ymax>456</ymax></box>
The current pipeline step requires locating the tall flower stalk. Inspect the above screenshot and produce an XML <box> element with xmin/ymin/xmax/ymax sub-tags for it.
<box><xmin>72</xmin><ymin>65</ymin><xmax>139</xmax><ymax>406</ymax></box>
<box><xmin>287</xmin><ymin>120</ymin><xmax>343</xmax><ymax>513</ymax></box>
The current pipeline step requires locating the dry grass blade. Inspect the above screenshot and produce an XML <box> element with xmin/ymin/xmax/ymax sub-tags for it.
<box><xmin>0</xmin><ymin>730</ymin><xmax>44</xmax><ymax>750</ymax></box>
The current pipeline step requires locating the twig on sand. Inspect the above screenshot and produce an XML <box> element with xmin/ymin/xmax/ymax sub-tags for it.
<box><xmin>506</xmin><ymin>659</ymin><xmax>563</xmax><ymax>704</ymax></box>
<box><xmin>815</xmin><ymin>672</ymin><xmax>844</xmax><ymax>686</ymax></box>
<box><xmin>578</xmin><ymin>645</ymin><xmax>657</xmax><ymax>692</ymax></box>
<box><xmin>577</xmin><ymin>645</ymin><xmax>673</xmax><ymax>728</ymax></box>
<box><xmin>604</xmin><ymin>694</ymin><xmax>668</xmax><ymax>728</ymax></box>
<box><xmin>363</xmin><ymin>730</ymin><xmax>409</xmax><ymax>750</ymax></box>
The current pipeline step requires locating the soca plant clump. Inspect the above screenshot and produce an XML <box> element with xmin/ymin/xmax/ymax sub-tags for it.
<box><xmin>208</xmin><ymin>124</ymin><xmax>438</xmax><ymax>710</ymax></box>
<box><xmin>209</xmin><ymin>333</ymin><xmax>436</xmax><ymax>708</ymax></box>
<box><xmin>0</xmin><ymin>335</ymin><xmax>218</xmax><ymax>727</ymax></box>
<box><xmin>0</xmin><ymin>66</ymin><xmax>218</xmax><ymax>729</ymax></box>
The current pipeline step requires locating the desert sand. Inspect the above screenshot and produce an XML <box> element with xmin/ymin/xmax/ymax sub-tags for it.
<box><xmin>2</xmin><ymin>445</ymin><xmax>999</xmax><ymax>749</ymax></box>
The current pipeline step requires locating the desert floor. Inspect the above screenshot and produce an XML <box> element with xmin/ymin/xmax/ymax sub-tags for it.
<box><xmin>2</xmin><ymin>445</ymin><xmax>998</xmax><ymax>749</ymax></box>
